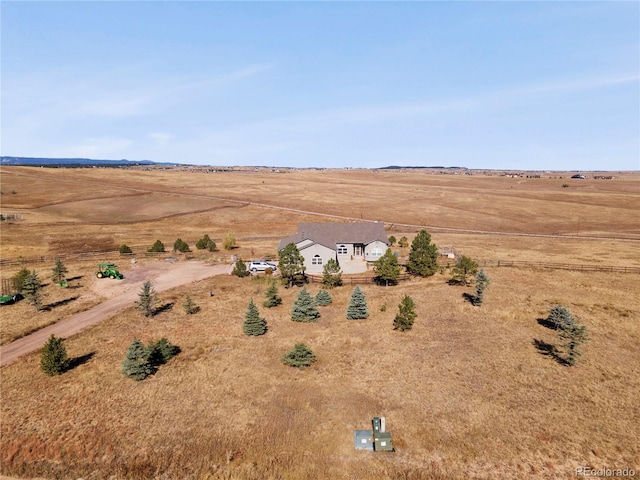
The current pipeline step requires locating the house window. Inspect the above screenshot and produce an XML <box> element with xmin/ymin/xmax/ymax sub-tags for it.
<box><xmin>337</xmin><ymin>245</ymin><xmax>348</xmax><ymax>255</ymax></box>
<box><xmin>371</xmin><ymin>247</ymin><xmax>382</xmax><ymax>258</ymax></box>
<box><xmin>312</xmin><ymin>255</ymin><xmax>323</xmax><ymax>265</ymax></box>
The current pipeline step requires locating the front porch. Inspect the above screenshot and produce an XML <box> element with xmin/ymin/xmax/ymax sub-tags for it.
<box><xmin>338</xmin><ymin>254</ymin><xmax>370</xmax><ymax>274</ymax></box>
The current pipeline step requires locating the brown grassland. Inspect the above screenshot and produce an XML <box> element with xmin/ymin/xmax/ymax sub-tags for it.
<box><xmin>0</xmin><ymin>166</ymin><xmax>639</xmax><ymax>479</ymax></box>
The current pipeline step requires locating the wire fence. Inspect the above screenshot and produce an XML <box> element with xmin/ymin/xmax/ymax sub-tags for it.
<box><xmin>0</xmin><ymin>248</ymin><xmax>235</xmax><ymax>268</ymax></box>
<box><xmin>1</xmin><ymin>250</ymin><xmax>638</xmax><ymax>276</ymax></box>
<box><xmin>306</xmin><ymin>273</ymin><xmax>412</xmax><ymax>285</ymax></box>
<box><xmin>476</xmin><ymin>260</ymin><xmax>640</xmax><ymax>274</ymax></box>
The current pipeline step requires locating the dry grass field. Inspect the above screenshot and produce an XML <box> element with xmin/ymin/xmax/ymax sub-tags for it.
<box><xmin>1</xmin><ymin>166</ymin><xmax>639</xmax><ymax>479</ymax></box>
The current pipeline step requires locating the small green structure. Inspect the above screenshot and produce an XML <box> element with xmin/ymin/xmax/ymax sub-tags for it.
<box><xmin>96</xmin><ymin>263</ymin><xmax>124</xmax><ymax>280</ymax></box>
<box><xmin>354</xmin><ymin>417</ymin><xmax>394</xmax><ymax>452</ymax></box>
<box><xmin>0</xmin><ymin>293</ymin><xmax>22</xmax><ymax>306</ymax></box>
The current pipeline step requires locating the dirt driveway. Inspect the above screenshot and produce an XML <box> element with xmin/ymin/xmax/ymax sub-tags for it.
<box><xmin>0</xmin><ymin>261</ymin><xmax>231</xmax><ymax>367</ymax></box>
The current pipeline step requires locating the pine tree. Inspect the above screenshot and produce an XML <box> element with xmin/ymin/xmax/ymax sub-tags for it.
<box><xmin>183</xmin><ymin>295</ymin><xmax>199</xmax><ymax>314</ymax></box>
<box><xmin>173</xmin><ymin>238</ymin><xmax>191</xmax><ymax>253</ymax></box>
<box><xmin>291</xmin><ymin>288</ymin><xmax>320</xmax><ymax>322</ymax></box>
<box><xmin>263</xmin><ymin>281</ymin><xmax>282</xmax><ymax>308</ymax></box>
<box><xmin>122</xmin><ymin>338</ymin><xmax>154</xmax><ymax>380</ymax></box>
<box><xmin>40</xmin><ymin>334</ymin><xmax>69</xmax><ymax>376</ymax></box>
<box><xmin>23</xmin><ymin>270</ymin><xmax>44</xmax><ymax>311</ymax></box>
<box><xmin>135</xmin><ymin>280</ymin><xmax>157</xmax><ymax>317</ymax></box>
<box><xmin>13</xmin><ymin>268</ymin><xmax>30</xmax><ymax>292</ymax></box>
<box><xmin>321</xmin><ymin>258</ymin><xmax>343</xmax><ymax>288</ymax></box>
<box><xmin>472</xmin><ymin>269</ymin><xmax>490</xmax><ymax>306</ymax></box>
<box><xmin>406</xmin><ymin>230</ymin><xmax>439</xmax><ymax>277</ymax></box>
<box><xmin>450</xmin><ymin>255</ymin><xmax>478</xmax><ymax>285</ymax></box>
<box><xmin>51</xmin><ymin>258</ymin><xmax>68</xmax><ymax>284</ymax></box>
<box><xmin>243</xmin><ymin>299</ymin><xmax>267</xmax><ymax>335</ymax></box>
<box><xmin>315</xmin><ymin>289</ymin><xmax>332</xmax><ymax>306</ymax></box>
<box><xmin>547</xmin><ymin>305</ymin><xmax>575</xmax><ymax>330</ymax></box>
<box><xmin>281</xmin><ymin>343</ymin><xmax>316</xmax><ymax>369</ymax></box>
<box><xmin>278</xmin><ymin>243</ymin><xmax>306</xmax><ymax>288</ymax></box>
<box><xmin>196</xmin><ymin>234</ymin><xmax>216</xmax><ymax>251</ymax></box>
<box><xmin>559</xmin><ymin>321</ymin><xmax>590</xmax><ymax>366</ymax></box>
<box><xmin>148</xmin><ymin>240</ymin><xmax>165</xmax><ymax>253</ymax></box>
<box><xmin>346</xmin><ymin>286</ymin><xmax>369</xmax><ymax>319</ymax></box>
<box><xmin>393</xmin><ymin>295</ymin><xmax>417</xmax><ymax>331</ymax></box>
<box><xmin>145</xmin><ymin>338</ymin><xmax>180</xmax><ymax>366</ymax></box>
<box><xmin>373</xmin><ymin>249</ymin><xmax>401</xmax><ymax>286</ymax></box>
<box><xmin>233</xmin><ymin>258</ymin><xmax>250</xmax><ymax>277</ymax></box>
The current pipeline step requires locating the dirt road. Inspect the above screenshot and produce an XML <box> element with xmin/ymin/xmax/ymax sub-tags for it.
<box><xmin>0</xmin><ymin>261</ymin><xmax>231</xmax><ymax>367</ymax></box>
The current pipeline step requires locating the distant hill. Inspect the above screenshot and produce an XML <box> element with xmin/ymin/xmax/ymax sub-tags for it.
<box><xmin>1</xmin><ymin>156</ymin><xmax>178</xmax><ymax>167</ymax></box>
<box><xmin>378</xmin><ymin>165</ymin><xmax>467</xmax><ymax>170</ymax></box>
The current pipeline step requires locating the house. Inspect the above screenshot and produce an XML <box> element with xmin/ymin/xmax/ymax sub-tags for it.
<box><xmin>278</xmin><ymin>222</ymin><xmax>389</xmax><ymax>274</ymax></box>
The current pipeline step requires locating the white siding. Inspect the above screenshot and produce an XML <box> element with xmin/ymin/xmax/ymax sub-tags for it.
<box><xmin>336</xmin><ymin>243</ymin><xmax>353</xmax><ymax>256</ymax></box>
<box><xmin>299</xmin><ymin>243</ymin><xmax>336</xmax><ymax>274</ymax></box>
<box><xmin>365</xmin><ymin>240</ymin><xmax>388</xmax><ymax>261</ymax></box>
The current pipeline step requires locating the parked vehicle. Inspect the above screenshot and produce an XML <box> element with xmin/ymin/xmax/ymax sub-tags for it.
<box><xmin>0</xmin><ymin>293</ymin><xmax>23</xmax><ymax>306</ymax></box>
<box><xmin>248</xmin><ymin>261</ymin><xmax>277</xmax><ymax>273</ymax></box>
<box><xmin>96</xmin><ymin>263</ymin><xmax>124</xmax><ymax>279</ymax></box>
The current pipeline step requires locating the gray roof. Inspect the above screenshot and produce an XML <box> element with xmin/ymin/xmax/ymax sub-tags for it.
<box><xmin>278</xmin><ymin>222</ymin><xmax>388</xmax><ymax>251</ymax></box>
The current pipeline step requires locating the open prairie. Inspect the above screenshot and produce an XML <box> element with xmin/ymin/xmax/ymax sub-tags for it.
<box><xmin>0</xmin><ymin>166</ymin><xmax>639</xmax><ymax>479</ymax></box>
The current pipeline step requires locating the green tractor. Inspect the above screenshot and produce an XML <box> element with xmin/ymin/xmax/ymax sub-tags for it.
<box><xmin>96</xmin><ymin>263</ymin><xmax>124</xmax><ymax>280</ymax></box>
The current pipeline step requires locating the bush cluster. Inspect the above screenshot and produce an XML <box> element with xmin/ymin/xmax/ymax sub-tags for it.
<box><xmin>195</xmin><ymin>234</ymin><xmax>217</xmax><ymax>252</ymax></box>
<box><xmin>233</xmin><ymin>259</ymin><xmax>250</xmax><ymax>277</ymax></box>
<box><xmin>122</xmin><ymin>337</ymin><xmax>180</xmax><ymax>381</ymax></box>
<box><xmin>281</xmin><ymin>343</ymin><xmax>316</xmax><ymax>369</ymax></box>
<box><xmin>148</xmin><ymin>240</ymin><xmax>166</xmax><ymax>253</ymax></box>
<box><xmin>174</xmin><ymin>238</ymin><xmax>191</xmax><ymax>253</ymax></box>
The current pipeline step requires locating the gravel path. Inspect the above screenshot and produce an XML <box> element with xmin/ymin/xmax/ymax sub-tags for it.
<box><xmin>0</xmin><ymin>261</ymin><xmax>231</xmax><ymax>367</ymax></box>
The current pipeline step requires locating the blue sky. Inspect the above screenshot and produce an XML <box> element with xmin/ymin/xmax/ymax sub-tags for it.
<box><xmin>2</xmin><ymin>1</ymin><xmax>638</xmax><ymax>170</ymax></box>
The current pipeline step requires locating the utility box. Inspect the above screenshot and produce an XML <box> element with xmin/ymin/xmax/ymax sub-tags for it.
<box><xmin>354</xmin><ymin>430</ymin><xmax>374</xmax><ymax>451</ymax></box>
<box><xmin>355</xmin><ymin>417</ymin><xmax>394</xmax><ymax>452</ymax></box>
<box><xmin>372</xmin><ymin>417</ymin><xmax>382</xmax><ymax>433</ymax></box>
<box><xmin>373</xmin><ymin>431</ymin><xmax>393</xmax><ymax>452</ymax></box>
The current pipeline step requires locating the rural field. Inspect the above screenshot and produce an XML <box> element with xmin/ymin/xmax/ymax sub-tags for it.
<box><xmin>0</xmin><ymin>166</ymin><xmax>639</xmax><ymax>479</ymax></box>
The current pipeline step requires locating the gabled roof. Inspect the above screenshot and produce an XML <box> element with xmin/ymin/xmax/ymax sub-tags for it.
<box><xmin>278</xmin><ymin>222</ymin><xmax>388</xmax><ymax>251</ymax></box>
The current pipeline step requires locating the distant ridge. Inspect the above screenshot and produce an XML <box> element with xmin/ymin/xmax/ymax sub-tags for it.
<box><xmin>1</xmin><ymin>156</ymin><xmax>178</xmax><ymax>167</ymax></box>
<box><xmin>378</xmin><ymin>165</ymin><xmax>467</xmax><ymax>170</ymax></box>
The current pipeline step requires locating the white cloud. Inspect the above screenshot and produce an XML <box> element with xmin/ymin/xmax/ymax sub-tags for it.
<box><xmin>148</xmin><ymin>132</ymin><xmax>173</xmax><ymax>147</ymax></box>
<box><xmin>75</xmin><ymin>96</ymin><xmax>154</xmax><ymax>118</ymax></box>
<box><xmin>54</xmin><ymin>137</ymin><xmax>134</xmax><ymax>158</ymax></box>
<box><xmin>497</xmin><ymin>73</ymin><xmax>640</xmax><ymax>99</ymax></box>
